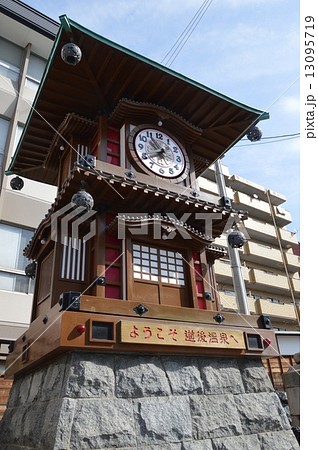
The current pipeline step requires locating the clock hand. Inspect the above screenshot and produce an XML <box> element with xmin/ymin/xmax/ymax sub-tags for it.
<box><xmin>148</xmin><ymin>149</ymin><xmax>162</xmax><ymax>156</ymax></box>
<box><xmin>150</xmin><ymin>136</ymin><xmax>161</xmax><ymax>150</ymax></box>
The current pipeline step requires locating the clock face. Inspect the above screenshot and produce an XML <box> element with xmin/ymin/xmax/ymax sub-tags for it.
<box><xmin>129</xmin><ymin>127</ymin><xmax>189</xmax><ymax>181</ymax></box>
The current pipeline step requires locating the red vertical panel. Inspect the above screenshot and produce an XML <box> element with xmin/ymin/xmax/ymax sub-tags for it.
<box><xmin>108</xmin><ymin>128</ymin><xmax>119</xmax><ymax>142</ymax></box>
<box><xmin>107</xmin><ymin>128</ymin><xmax>120</xmax><ymax>166</ymax></box>
<box><xmin>105</xmin><ymin>285</ymin><xmax>120</xmax><ymax>298</ymax></box>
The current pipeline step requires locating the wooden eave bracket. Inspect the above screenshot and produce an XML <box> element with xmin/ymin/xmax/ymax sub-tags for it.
<box><xmin>44</xmin><ymin>113</ymin><xmax>97</xmax><ymax>168</ymax></box>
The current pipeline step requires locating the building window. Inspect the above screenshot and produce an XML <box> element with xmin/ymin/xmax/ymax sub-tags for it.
<box><xmin>0</xmin><ymin>223</ymin><xmax>34</xmax><ymax>294</ymax></box>
<box><xmin>25</xmin><ymin>53</ymin><xmax>46</xmax><ymax>90</ymax></box>
<box><xmin>0</xmin><ymin>117</ymin><xmax>10</xmax><ymax>186</ymax></box>
<box><xmin>267</xmin><ymin>297</ymin><xmax>280</xmax><ymax>304</ymax></box>
<box><xmin>0</xmin><ymin>37</ymin><xmax>22</xmax><ymax>82</ymax></box>
<box><xmin>132</xmin><ymin>243</ymin><xmax>185</xmax><ymax>286</ymax></box>
<box><xmin>257</xmin><ymin>243</ymin><xmax>272</xmax><ymax>249</ymax></box>
<box><xmin>222</xmin><ymin>289</ymin><xmax>235</xmax><ymax>296</ymax></box>
<box><xmin>12</xmin><ymin>124</ymin><xmax>23</xmax><ymax>156</ymax></box>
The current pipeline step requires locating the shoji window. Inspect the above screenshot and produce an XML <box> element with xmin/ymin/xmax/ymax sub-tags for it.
<box><xmin>132</xmin><ymin>243</ymin><xmax>185</xmax><ymax>286</ymax></box>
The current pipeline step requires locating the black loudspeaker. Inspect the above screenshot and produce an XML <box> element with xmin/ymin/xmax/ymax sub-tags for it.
<box><xmin>79</xmin><ymin>154</ymin><xmax>96</xmax><ymax>168</ymax></box>
<box><xmin>59</xmin><ymin>291</ymin><xmax>81</xmax><ymax>311</ymax></box>
<box><xmin>221</xmin><ymin>196</ymin><xmax>232</xmax><ymax>208</ymax></box>
<box><xmin>260</xmin><ymin>314</ymin><xmax>272</xmax><ymax>329</ymax></box>
<box><xmin>94</xmin><ymin>276</ymin><xmax>107</xmax><ymax>286</ymax></box>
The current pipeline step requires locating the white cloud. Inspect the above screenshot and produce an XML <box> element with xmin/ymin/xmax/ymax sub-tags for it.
<box><xmin>277</xmin><ymin>96</ymin><xmax>300</xmax><ymax>115</ymax></box>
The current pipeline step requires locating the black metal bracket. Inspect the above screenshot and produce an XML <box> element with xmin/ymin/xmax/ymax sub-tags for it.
<box><xmin>220</xmin><ymin>196</ymin><xmax>232</xmax><ymax>208</ymax></box>
<box><xmin>79</xmin><ymin>154</ymin><xmax>96</xmax><ymax>168</ymax></box>
<box><xmin>133</xmin><ymin>304</ymin><xmax>149</xmax><ymax>316</ymax></box>
<box><xmin>259</xmin><ymin>314</ymin><xmax>272</xmax><ymax>329</ymax></box>
<box><xmin>59</xmin><ymin>291</ymin><xmax>81</xmax><ymax>311</ymax></box>
<box><xmin>213</xmin><ymin>313</ymin><xmax>225</xmax><ymax>324</ymax></box>
<box><xmin>94</xmin><ymin>276</ymin><xmax>107</xmax><ymax>286</ymax></box>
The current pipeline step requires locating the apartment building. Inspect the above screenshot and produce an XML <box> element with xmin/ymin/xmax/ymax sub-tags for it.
<box><xmin>198</xmin><ymin>165</ymin><xmax>300</xmax><ymax>335</ymax></box>
<box><xmin>0</xmin><ymin>0</ymin><xmax>58</xmax><ymax>372</ymax></box>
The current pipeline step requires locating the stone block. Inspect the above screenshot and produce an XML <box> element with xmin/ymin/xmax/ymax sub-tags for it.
<box><xmin>234</xmin><ymin>392</ymin><xmax>291</xmax><ymax>435</ymax></box>
<box><xmin>115</xmin><ymin>355</ymin><xmax>171</xmax><ymax>398</ymax></box>
<box><xmin>40</xmin><ymin>355</ymin><xmax>68</xmax><ymax>401</ymax></box>
<box><xmin>257</xmin><ymin>430</ymin><xmax>300</xmax><ymax>449</ymax></box>
<box><xmin>199</xmin><ymin>358</ymin><xmax>245</xmax><ymax>395</ymax></box>
<box><xmin>27</xmin><ymin>368</ymin><xmax>45</xmax><ymax>403</ymax></box>
<box><xmin>283</xmin><ymin>367</ymin><xmax>300</xmax><ymax>388</ymax></box>
<box><xmin>0</xmin><ymin>406</ymin><xmax>19</xmax><ymax>444</ymax></box>
<box><xmin>239</xmin><ymin>358</ymin><xmax>274</xmax><ymax>393</ymax></box>
<box><xmin>6</xmin><ymin>372</ymin><xmax>32</xmax><ymax>407</ymax></box>
<box><xmin>162</xmin><ymin>356</ymin><xmax>203</xmax><ymax>395</ymax></box>
<box><xmin>15</xmin><ymin>403</ymin><xmax>47</xmax><ymax>447</ymax></box>
<box><xmin>211</xmin><ymin>434</ymin><xmax>261</xmax><ymax>450</ymax></box>
<box><xmin>182</xmin><ymin>439</ymin><xmax>213</xmax><ymax>449</ymax></box>
<box><xmin>134</xmin><ymin>396</ymin><xmax>192</xmax><ymax>445</ymax></box>
<box><xmin>134</xmin><ymin>444</ymin><xmax>182</xmax><ymax>449</ymax></box>
<box><xmin>40</xmin><ymin>398</ymin><xmax>76</xmax><ymax>449</ymax></box>
<box><xmin>190</xmin><ymin>394</ymin><xmax>242</xmax><ymax>439</ymax></box>
<box><xmin>63</xmin><ymin>352</ymin><xmax>115</xmax><ymax>398</ymax></box>
<box><xmin>69</xmin><ymin>398</ymin><xmax>136</xmax><ymax>448</ymax></box>
<box><xmin>285</xmin><ymin>386</ymin><xmax>300</xmax><ymax>415</ymax></box>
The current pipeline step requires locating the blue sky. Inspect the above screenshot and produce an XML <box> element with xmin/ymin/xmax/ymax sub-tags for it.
<box><xmin>24</xmin><ymin>0</ymin><xmax>300</xmax><ymax>237</ymax></box>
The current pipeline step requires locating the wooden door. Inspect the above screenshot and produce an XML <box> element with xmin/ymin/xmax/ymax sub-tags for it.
<box><xmin>129</xmin><ymin>241</ymin><xmax>191</xmax><ymax>307</ymax></box>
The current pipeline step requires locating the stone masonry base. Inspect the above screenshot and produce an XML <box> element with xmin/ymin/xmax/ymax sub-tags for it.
<box><xmin>0</xmin><ymin>352</ymin><xmax>299</xmax><ymax>449</ymax></box>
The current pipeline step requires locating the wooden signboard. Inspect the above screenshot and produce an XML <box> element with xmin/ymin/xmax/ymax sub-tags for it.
<box><xmin>120</xmin><ymin>320</ymin><xmax>245</xmax><ymax>350</ymax></box>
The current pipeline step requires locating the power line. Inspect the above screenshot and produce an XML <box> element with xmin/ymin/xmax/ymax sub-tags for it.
<box><xmin>241</xmin><ymin>132</ymin><xmax>300</xmax><ymax>141</ymax></box>
<box><xmin>236</xmin><ymin>135</ymin><xmax>299</xmax><ymax>147</ymax></box>
<box><xmin>161</xmin><ymin>0</ymin><xmax>213</xmax><ymax>67</ymax></box>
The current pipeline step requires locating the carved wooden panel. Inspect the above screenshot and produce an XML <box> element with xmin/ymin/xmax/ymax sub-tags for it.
<box><xmin>37</xmin><ymin>250</ymin><xmax>54</xmax><ymax>304</ymax></box>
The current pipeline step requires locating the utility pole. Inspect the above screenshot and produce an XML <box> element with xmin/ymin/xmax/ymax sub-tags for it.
<box><xmin>214</xmin><ymin>159</ymin><xmax>250</xmax><ymax>315</ymax></box>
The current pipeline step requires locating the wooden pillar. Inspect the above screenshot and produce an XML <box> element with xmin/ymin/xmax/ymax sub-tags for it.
<box><xmin>98</xmin><ymin>115</ymin><xmax>108</xmax><ymax>162</ymax></box>
<box><xmin>199</xmin><ymin>249</ymin><xmax>214</xmax><ymax>311</ymax></box>
<box><xmin>209</xmin><ymin>259</ymin><xmax>221</xmax><ymax>311</ymax></box>
<box><xmin>95</xmin><ymin>213</ymin><xmax>106</xmax><ymax>297</ymax></box>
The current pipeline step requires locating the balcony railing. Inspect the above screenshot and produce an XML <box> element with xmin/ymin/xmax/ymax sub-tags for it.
<box><xmin>243</xmin><ymin>241</ymin><xmax>283</xmax><ymax>266</ymax></box>
<box><xmin>214</xmin><ymin>259</ymin><xmax>250</xmax><ymax>283</ymax></box>
<box><xmin>219</xmin><ymin>291</ymin><xmax>257</xmax><ymax>314</ymax></box>
<box><xmin>256</xmin><ymin>298</ymin><xmax>298</xmax><ymax>321</ymax></box>
<box><xmin>285</xmin><ymin>252</ymin><xmax>300</xmax><ymax>272</ymax></box>
<box><xmin>274</xmin><ymin>205</ymin><xmax>292</xmax><ymax>226</ymax></box>
<box><xmin>233</xmin><ymin>191</ymin><xmax>271</xmax><ymax>218</ymax></box>
<box><xmin>219</xmin><ymin>291</ymin><xmax>298</xmax><ymax>322</ymax></box>
<box><xmin>249</xmin><ymin>268</ymin><xmax>290</xmax><ymax>293</ymax></box>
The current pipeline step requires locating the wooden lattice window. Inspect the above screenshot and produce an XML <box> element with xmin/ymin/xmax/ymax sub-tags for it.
<box><xmin>132</xmin><ymin>244</ymin><xmax>185</xmax><ymax>286</ymax></box>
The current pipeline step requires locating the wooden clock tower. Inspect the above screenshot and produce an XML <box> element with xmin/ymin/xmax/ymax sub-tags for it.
<box><xmin>4</xmin><ymin>15</ymin><xmax>277</xmax><ymax>377</ymax></box>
